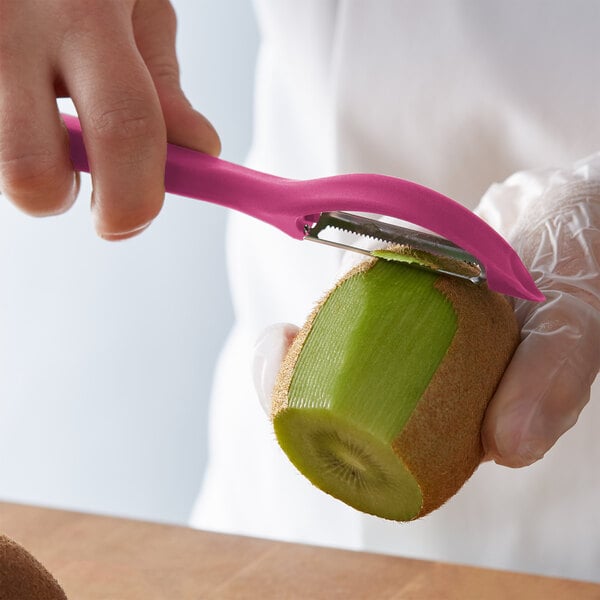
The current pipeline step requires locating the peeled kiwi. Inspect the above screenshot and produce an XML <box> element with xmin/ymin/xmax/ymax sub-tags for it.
<box><xmin>0</xmin><ymin>534</ymin><xmax>67</xmax><ymax>599</ymax></box>
<box><xmin>271</xmin><ymin>256</ymin><xmax>519</xmax><ymax>521</ymax></box>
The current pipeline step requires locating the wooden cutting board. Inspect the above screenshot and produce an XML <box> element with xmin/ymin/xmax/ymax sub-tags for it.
<box><xmin>0</xmin><ymin>501</ymin><xmax>598</xmax><ymax>599</ymax></box>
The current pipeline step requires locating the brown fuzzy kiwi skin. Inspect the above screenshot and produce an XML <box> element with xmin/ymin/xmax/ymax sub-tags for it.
<box><xmin>0</xmin><ymin>534</ymin><xmax>67</xmax><ymax>600</ymax></box>
<box><xmin>272</xmin><ymin>258</ymin><xmax>520</xmax><ymax>520</ymax></box>
<box><xmin>394</xmin><ymin>275</ymin><xmax>520</xmax><ymax>517</ymax></box>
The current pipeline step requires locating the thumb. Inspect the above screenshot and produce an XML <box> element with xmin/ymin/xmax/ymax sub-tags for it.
<box><xmin>482</xmin><ymin>293</ymin><xmax>600</xmax><ymax>467</ymax></box>
<box><xmin>132</xmin><ymin>0</ymin><xmax>221</xmax><ymax>155</ymax></box>
<box><xmin>252</xmin><ymin>324</ymin><xmax>300</xmax><ymax>416</ymax></box>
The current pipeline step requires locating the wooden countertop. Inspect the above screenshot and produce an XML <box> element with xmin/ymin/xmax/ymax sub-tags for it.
<box><xmin>0</xmin><ymin>501</ymin><xmax>598</xmax><ymax>599</ymax></box>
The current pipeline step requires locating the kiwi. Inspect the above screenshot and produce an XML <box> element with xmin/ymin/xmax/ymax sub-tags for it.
<box><xmin>271</xmin><ymin>256</ymin><xmax>519</xmax><ymax>521</ymax></box>
<box><xmin>0</xmin><ymin>534</ymin><xmax>67</xmax><ymax>599</ymax></box>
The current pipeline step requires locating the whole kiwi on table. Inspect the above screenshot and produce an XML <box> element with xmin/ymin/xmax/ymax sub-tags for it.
<box><xmin>0</xmin><ymin>534</ymin><xmax>67</xmax><ymax>599</ymax></box>
<box><xmin>271</xmin><ymin>253</ymin><xmax>520</xmax><ymax>521</ymax></box>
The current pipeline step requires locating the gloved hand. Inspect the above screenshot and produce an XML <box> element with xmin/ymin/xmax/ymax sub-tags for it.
<box><xmin>254</xmin><ymin>154</ymin><xmax>600</xmax><ymax>469</ymax></box>
<box><xmin>475</xmin><ymin>154</ymin><xmax>600</xmax><ymax>467</ymax></box>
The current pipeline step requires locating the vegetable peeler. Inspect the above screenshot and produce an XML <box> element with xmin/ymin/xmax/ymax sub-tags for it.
<box><xmin>62</xmin><ymin>113</ymin><xmax>543</xmax><ymax>302</ymax></box>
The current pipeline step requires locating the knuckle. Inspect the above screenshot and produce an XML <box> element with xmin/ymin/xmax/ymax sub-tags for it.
<box><xmin>88</xmin><ymin>99</ymin><xmax>163</xmax><ymax>146</ymax></box>
<box><xmin>59</xmin><ymin>0</ymin><xmax>132</xmax><ymax>43</ymax></box>
<box><xmin>149</xmin><ymin>58</ymin><xmax>180</xmax><ymax>88</ymax></box>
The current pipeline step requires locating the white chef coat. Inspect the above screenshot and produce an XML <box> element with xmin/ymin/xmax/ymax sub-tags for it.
<box><xmin>191</xmin><ymin>1</ymin><xmax>600</xmax><ymax>582</ymax></box>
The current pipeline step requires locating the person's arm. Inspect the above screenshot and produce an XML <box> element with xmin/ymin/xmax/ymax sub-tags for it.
<box><xmin>0</xmin><ymin>0</ymin><xmax>220</xmax><ymax>239</ymax></box>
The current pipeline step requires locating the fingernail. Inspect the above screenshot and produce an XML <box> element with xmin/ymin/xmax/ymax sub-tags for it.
<box><xmin>514</xmin><ymin>440</ymin><xmax>546</xmax><ymax>467</ymax></box>
<box><xmin>99</xmin><ymin>220</ymin><xmax>153</xmax><ymax>241</ymax></box>
<box><xmin>490</xmin><ymin>438</ymin><xmax>546</xmax><ymax>468</ymax></box>
<box><xmin>485</xmin><ymin>416</ymin><xmax>547</xmax><ymax>467</ymax></box>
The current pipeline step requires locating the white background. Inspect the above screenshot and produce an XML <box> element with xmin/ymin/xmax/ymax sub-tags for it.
<box><xmin>0</xmin><ymin>0</ymin><xmax>259</xmax><ymax>525</ymax></box>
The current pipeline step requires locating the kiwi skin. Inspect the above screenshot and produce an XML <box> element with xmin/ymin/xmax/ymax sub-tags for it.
<box><xmin>0</xmin><ymin>534</ymin><xmax>68</xmax><ymax>599</ymax></box>
<box><xmin>271</xmin><ymin>257</ymin><xmax>520</xmax><ymax>521</ymax></box>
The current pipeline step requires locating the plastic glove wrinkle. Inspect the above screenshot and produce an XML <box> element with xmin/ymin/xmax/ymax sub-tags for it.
<box><xmin>479</xmin><ymin>156</ymin><xmax>600</xmax><ymax>467</ymax></box>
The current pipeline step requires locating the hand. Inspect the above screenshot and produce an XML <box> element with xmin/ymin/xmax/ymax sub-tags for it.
<box><xmin>254</xmin><ymin>157</ymin><xmax>600</xmax><ymax>470</ymax></box>
<box><xmin>476</xmin><ymin>156</ymin><xmax>600</xmax><ymax>467</ymax></box>
<box><xmin>0</xmin><ymin>0</ymin><xmax>220</xmax><ymax>239</ymax></box>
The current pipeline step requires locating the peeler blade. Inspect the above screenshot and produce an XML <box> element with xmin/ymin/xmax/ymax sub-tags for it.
<box><xmin>304</xmin><ymin>211</ymin><xmax>486</xmax><ymax>284</ymax></box>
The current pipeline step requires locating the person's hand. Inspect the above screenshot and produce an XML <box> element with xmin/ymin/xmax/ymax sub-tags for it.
<box><xmin>0</xmin><ymin>0</ymin><xmax>220</xmax><ymax>239</ymax></box>
<box><xmin>253</xmin><ymin>156</ymin><xmax>600</xmax><ymax>469</ymax></box>
<box><xmin>476</xmin><ymin>156</ymin><xmax>600</xmax><ymax>467</ymax></box>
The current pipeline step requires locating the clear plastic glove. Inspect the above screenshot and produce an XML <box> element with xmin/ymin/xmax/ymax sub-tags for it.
<box><xmin>254</xmin><ymin>155</ymin><xmax>600</xmax><ymax>469</ymax></box>
<box><xmin>476</xmin><ymin>154</ymin><xmax>600</xmax><ymax>467</ymax></box>
<box><xmin>0</xmin><ymin>0</ymin><xmax>220</xmax><ymax>239</ymax></box>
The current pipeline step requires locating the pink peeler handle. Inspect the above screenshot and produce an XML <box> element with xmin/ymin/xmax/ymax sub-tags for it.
<box><xmin>63</xmin><ymin>113</ymin><xmax>544</xmax><ymax>302</ymax></box>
